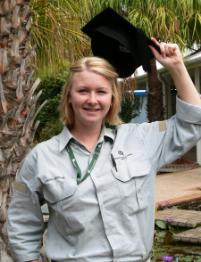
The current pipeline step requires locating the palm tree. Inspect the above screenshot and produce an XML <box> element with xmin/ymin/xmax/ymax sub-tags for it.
<box><xmin>0</xmin><ymin>0</ymin><xmax>36</xmax><ymax>258</ymax></box>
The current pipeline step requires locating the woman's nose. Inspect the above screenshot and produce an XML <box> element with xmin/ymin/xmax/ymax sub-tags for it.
<box><xmin>87</xmin><ymin>92</ymin><xmax>97</xmax><ymax>104</ymax></box>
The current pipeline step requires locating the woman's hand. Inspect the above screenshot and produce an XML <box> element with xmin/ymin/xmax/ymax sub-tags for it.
<box><xmin>149</xmin><ymin>37</ymin><xmax>183</xmax><ymax>72</ymax></box>
<box><xmin>149</xmin><ymin>37</ymin><xmax>201</xmax><ymax>106</ymax></box>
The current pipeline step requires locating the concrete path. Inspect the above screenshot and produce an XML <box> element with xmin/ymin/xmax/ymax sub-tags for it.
<box><xmin>156</xmin><ymin>167</ymin><xmax>201</xmax><ymax>208</ymax></box>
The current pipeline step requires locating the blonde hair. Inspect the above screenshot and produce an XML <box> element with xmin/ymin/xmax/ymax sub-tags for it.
<box><xmin>60</xmin><ymin>57</ymin><xmax>123</xmax><ymax>127</ymax></box>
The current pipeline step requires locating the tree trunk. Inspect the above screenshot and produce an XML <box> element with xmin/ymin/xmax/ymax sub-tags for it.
<box><xmin>147</xmin><ymin>58</ymin><xmax>164</xmax><ymax>122</ymax></box>
<box><xmin>0</xmin><ymin>0</ymin><xmax>42</xmax><ymax>259</ymax></box>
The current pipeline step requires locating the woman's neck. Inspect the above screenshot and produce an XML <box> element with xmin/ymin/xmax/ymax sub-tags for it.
<box><xmin>70</xmin><ymin>124</ymin><xmax>102</xmax><ymax>151</ymax></box>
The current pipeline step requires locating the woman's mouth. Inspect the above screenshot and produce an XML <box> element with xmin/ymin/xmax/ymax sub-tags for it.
<box><xmin>83</xmin><ymin>108</ymin><xmax>100</xmax><ymax>111</ymax></box>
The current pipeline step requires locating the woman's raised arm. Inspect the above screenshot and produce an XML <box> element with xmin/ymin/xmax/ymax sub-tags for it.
<box><xmin>149</xmin><ymin>38</ymin><xmax>201</xmax><ymax>107</ymax></box>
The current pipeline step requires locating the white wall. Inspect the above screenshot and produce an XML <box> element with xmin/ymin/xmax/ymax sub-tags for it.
<box><xmin>131</xmin><ymin>96</ymin><xmax>148</xmax><ymax>123</ymax></box>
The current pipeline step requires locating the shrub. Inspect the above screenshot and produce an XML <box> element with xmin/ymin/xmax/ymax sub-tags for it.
<box><xmin>35</xmin><ymin>73</ymin><xmax>67</xmax><ymax>142</ymax></box>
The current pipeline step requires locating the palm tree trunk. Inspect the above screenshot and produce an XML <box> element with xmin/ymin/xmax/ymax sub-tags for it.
<box><xmin>0</xmin><ymin>0</ymin><xmax>42</xmax><ymax>259</ymax></box>
<box><xmin>147</xmin><ymin>58</ymin><xmax>164</xmax><ymax>122</ymax></box>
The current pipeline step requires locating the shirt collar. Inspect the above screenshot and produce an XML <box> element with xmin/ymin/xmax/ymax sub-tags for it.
<box><xmin>58</xmin><ymin>126</ymin><xmax>116</xmax><ymax>152</ymax></box>
<box><xmin>58</xmin><ymin>126</ymin><xmax>73</xmax><ymax>152</ymax></box>
<box><xmin>100</xmin><ymin>126</ymin><xmax>116</xmax><ymax>143</ymax></box>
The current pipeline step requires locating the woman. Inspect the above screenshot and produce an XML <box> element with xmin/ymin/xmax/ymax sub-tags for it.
<box><xmin>7</xmin><ymin>39</ymin><xmax>201</xmax><ymax>262</ymax></box>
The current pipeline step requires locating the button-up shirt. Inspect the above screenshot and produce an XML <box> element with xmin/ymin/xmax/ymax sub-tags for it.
<box><xmin>7</xmin><ymin>97</ymin><xmax>201</xmax><ymax>262</ymax></box>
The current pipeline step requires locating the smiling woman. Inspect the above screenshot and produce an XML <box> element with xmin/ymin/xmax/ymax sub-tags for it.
<box><xmin>60</xmin><ymin>56</ymin><xmax>122</xmax><ymax>130</ymax></box>
<box><xmin>59</xmin><ymin>57</ymin><xmax>122</xmax><ymax>150</ymax></box>
<box><xmin>7</xmin><ymin>41</ymin><xmax>201</xmax><ymax>262</ymax></box>
<box><xmin>69</xmin><ymin>70</ymin><xmax>112</xmax><ymax>132</ymax></box>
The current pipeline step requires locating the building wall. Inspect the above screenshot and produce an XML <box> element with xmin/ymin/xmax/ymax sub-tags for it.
<box><xmin>131</xmin><ymin>95</ymin><xmax>148</xmax><ymax>123</ymax></box>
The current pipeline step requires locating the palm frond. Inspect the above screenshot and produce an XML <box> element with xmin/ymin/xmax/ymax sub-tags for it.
<box><xmin>30</xmin><ymin>0</ymin><xmax>90</xmax><ymax>77</ymax></box>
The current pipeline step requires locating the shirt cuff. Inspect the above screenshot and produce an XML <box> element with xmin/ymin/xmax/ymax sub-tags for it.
<box><xmin>176</xmin><ymin>96</ymin><xmax>201</xmax><ymax>124</ymax></box>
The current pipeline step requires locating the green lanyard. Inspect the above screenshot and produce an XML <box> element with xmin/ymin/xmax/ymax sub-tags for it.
<box><xmin>66</xmin><ymin>142</ymin><xmax>103</xmax><ymax>184</ymax></box>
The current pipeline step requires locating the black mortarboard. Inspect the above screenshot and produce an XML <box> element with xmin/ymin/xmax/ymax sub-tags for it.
<box><xmin>82</xmin><ymin>8</ymin><xmax>160</xmax><ymax>78</ymax></box>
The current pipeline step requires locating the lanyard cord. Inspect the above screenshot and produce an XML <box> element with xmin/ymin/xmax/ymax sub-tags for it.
<box><xmin>66</xmin><ymin>142</ymin><xmax>103</xmax><ymax>184</ymax></box>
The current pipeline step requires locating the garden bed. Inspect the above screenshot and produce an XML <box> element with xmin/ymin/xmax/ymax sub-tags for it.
<box><xmin>153</xmin><ymin>200</ymin><xmax>201</xmax><ymax>261</ymax></box>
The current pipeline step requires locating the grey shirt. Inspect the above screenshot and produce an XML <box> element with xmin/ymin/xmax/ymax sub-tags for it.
<box><xmin>7</xmin><ymin>97</ymin><xmax>201</xmax><ymax>262</ymax></box>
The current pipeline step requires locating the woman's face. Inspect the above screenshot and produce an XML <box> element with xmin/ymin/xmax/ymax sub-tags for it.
<box><xmin>69</xmin><ymin>70</ymin><xmax>113</xmax><ymax>129</ymax></box>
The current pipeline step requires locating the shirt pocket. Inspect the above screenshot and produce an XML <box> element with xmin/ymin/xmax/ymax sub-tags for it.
<box><xmin>111</xmin><ymin>156</ymin><xmax>151</xmax><ymax>214</ymax></box>
<box><xmin>41</xmin><ymin>175</ymin><xmax>81</xmax><ymax>236</ymax></box>
<box><xmin>40</xmin><ymin>174</ymin><xmax>87</xmax><ymax>236</ymax></box>
<box><xmin>40</xmin><ymin>175</ymin><xmax>77</xmax><ymax>204</ymax></box>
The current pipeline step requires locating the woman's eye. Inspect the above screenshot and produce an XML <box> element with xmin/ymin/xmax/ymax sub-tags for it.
<box><xmin>98</xmin><ymin>90</ymin><xmax>106</xmax><ymax>94</ymax></box>
<box><xmin>78</xmin><ymin>89</ymin><xmax>87</xmax><ymax>93</ymax></box>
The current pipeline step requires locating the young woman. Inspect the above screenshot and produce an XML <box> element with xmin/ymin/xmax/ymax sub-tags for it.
<box><xmin>7</xmin><ymin>39</ymin><xmax>201</xmax><ymax>262</ymax></box>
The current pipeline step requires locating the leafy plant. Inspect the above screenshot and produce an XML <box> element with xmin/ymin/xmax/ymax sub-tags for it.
<box><xmin>35</xmin><ymin>73</ymin><xmax>67</xmax><ymax>142</ymax></box>
<box><xmin>120</xmin><ymin>95</ymin><xmax>140</xmax><ymax>123</ymax></box>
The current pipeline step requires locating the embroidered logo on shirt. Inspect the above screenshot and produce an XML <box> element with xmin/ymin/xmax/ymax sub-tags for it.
<box><xmin>115</xmin><ymin>151</ymin><xmax>133</xmax><ymax>160</ymax></box>
<box><xmin>118</xmin><ymin>150</ymin><xmax>124</xmax><ymax>155</ymax></box>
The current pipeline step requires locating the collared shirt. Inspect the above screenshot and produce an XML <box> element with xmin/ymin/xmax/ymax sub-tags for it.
<box><xmin>7</xmin><ymin>97</ymin><xmax>201</xmax><ymax>262</ymax></box>
<box><xmin>68</xmin><ymin>128</ymin><xmax>114</xmax><ymax>181</ymax></box>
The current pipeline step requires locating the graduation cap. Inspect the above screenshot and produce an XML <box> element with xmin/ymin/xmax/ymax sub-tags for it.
<box><xmin>82</xmin><ymin>7</ymin><xmax>160</xmax><ymax>78</ymax></box>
